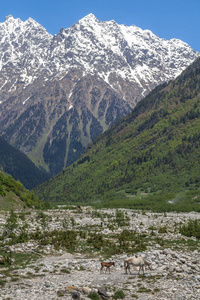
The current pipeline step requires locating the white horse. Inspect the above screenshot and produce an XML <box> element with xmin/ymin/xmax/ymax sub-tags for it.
<box><xmin>124</xmin><ymin>255</ymin><xmax>137</xmax><ymax>271</ymax></box>
<box><xmin>124</xmin><ymin>256</ymin><xmax>152</xmax><ymax>275</ymax></box>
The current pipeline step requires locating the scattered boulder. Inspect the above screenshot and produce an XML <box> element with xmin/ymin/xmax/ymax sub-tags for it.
<box><xmin>72</xmin><ymin>291</ymin><xmax>81</xmax><ymax>299</ymax></box>
<box><xmin>66</xmin><ymin>285</ymin><xmax>76</xmax><ymax>292</ymax></box>
<box><xmin>98</xmin><ymin>287</ymin><xmax>109</xmax><ymax>298</ymax></box>
<box><xmin>44</xmin><ymin>282</ymin><xmax>50</xmax><ymax>288</ymax></box>
<box><xmin>57</xmin><ymin>289</ymin><xmax>66</xmax><ymax>296</ymax></box>
<box><xmin>82</xmin><ymin>286</ymin><xmax>91</xmax><ymax>294</ymax></box>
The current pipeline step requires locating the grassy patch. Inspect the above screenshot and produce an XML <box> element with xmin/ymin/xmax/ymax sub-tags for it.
<box><xmin>60</xmin><ymin>268</ymin><xmax>70</xmax><ymax>273</ymax></box>
<box><xmin>88</xmin><ymin>291</ymin><xmax>101</xmax><ymax>300</ymax></box>
<box><xmin>113</xmin><ymin>290</ymin><xmax>125</xmax><ymax>299</ymax></box>
<box><xmin>137</xmin><ymin>286</ymin><xmax>152</xmax><ymax>293</ymax></box>
<box><xmin>0</xmin><ymin>279</ymin><xmax>7</xmax><ymax>287</ymax></box>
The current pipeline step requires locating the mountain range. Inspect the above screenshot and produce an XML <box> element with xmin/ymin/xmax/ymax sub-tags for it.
<box><xmin>35</xmin><ymin>57</ymin><xmax>200</xmax><ymax>212</ymax></box>
<box><xmin>0</xmin><ymin>14</ymin><xmax>199</xmax><ymax>176</ymax></box>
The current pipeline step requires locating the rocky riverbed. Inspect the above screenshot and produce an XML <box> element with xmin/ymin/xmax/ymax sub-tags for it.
<box><xmin>0</xmin><ymin>207</ymin><xmax>199</xmax><ymax>299</ymax></box>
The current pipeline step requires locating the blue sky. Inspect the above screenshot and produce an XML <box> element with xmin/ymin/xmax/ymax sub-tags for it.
<box><xmin>1</xmin><ymin>0</ymin><xmax>199</xmax><ymax>52</ymax></box>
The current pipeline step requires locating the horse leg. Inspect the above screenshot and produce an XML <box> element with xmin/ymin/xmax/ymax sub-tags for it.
<box><xmin>125</xmin><ymin>265</ymin><xmax>129</xmax><ymax>274</ymax></box>
<box><xmin>138</xmin><ymin>265</ymin><xmax>144</xmax><ymax>275</ymax></box>
<box><xmin>124</xmin><ymin>262</ymin><xmax>127</xmax><ymax>274</ymax></box>
<box><xmin>124</xmin><ymin>261</ymin><xmax>127</xmax><ymax>274</ymax></box>
<box><xmin>128</xmin><ymin>264</ymin><xmax>131</xmax><ymax>274</ymax></box>
<box><xmin>138</xmin><ymin>265</ymin><xmax>141</xmax><ymax>275</ymax></box>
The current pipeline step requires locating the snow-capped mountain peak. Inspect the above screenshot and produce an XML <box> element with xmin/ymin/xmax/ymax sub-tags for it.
<box><xmin>0</xmin><ymin>14</ymin><xmax>198</xmax><ymax>97</ymax></box>
<box><xmin>4</xmin><ymin>15</ymin><xmax>15</xmax><ymax>21</ymax></box>
<box><xmin>0</xmin><ymin>14</ymin><xmax>199</xmax><ymax>176</ymax></box>
<box><xmin>79</xmin><ymin>13</ymin><xmax>98</xmax><ymax>23</ymax></box>
<box><xmin>0</xmin><ymin>15</ymin><xmax>52</xmax><ymax>88</ymax></box>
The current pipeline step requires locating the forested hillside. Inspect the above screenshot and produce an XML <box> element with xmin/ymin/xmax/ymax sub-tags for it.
<box><xmin>0</xmin><ymin>136</ymin><xmax>50</xmax><ymax>189</ymax></box>
<box><xmin>35</xmin><ymin>58</ymin><xmax>200</xmax><ymax>212</ymax></box>
<box><xmin>0</xmin><ymin>172</ymin><xmax>45</xmax><ymax>209</ymax></box>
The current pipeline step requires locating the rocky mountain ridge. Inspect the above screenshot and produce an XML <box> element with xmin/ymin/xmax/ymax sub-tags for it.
<box><xmin>0</xmin><ymin>14</ymin><xmax>199</xmax><ymax>175</ymax></box>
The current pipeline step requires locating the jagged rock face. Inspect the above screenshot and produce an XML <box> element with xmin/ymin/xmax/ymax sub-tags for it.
<box><xmin>0</xmin><ymin>14</ymin><xmax>199</xmax><ymax>175</ymax></box>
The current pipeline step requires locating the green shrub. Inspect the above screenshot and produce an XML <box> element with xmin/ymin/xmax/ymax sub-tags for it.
<box><xmin>60</xmin><ymin>268</ymin><xmax>70</xmax><ymax>273</ymax></box>
<box><xmin>115</xmin><ymin>210</ymin><xmax>130</xmax><ymax>227</ymax></box>
<box><xmin>0</xmin><ymin>279</ymin><xmax>7</xmax><ymax>287</ymax></box>
<box><xmin>0</xmin><ymin>184</ymin><xmax>5</xmax><ymax>196</ymax></box>
<box><xmin>88</xmin><ymin>291</ymin><xmax>100</xmax><ymax>300</ymax></box>
<box><xmin>113</xmin><ymin>290</ymin><xmax>125</xmax><ymax>299</ymax></box>
<box><xmin>158</xmin><ymin>226</ymin><xmax>168</xmax><ymax>233</ymax></box>
<box><xmin>87</xmin><ymin>233</ymin><xmax>105</xmax><ymax>250</ymax></box>
<box><xmin>0</xmin><ymin>251</ymin><xmax>12</xmax><ymax>266</ymax></box>
<box><xmin>180</xmin><ymin>219</ymin><xmax>200</xmax><ymax>238</ymax></box>
<box><xmin>4</xmin><ymin>210</ymin><xmax>18</xmax><ymax>238</ymax></box>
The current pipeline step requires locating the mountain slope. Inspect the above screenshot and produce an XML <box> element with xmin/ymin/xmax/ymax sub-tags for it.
<box><xmin>0</xmin><ymin>171</ymin><xmax>45</xmax><ymax>209</ymax></box>
<box><xmin>0</xmin><ymin>136</ymin><xmax>50</xmax><ymax>189</ymax></box>
<box><xmin>0</xmin><ymin>14</ymin><xmax>199</xmax><ymax>176</ymax></box>
<box><xmin>35</xmin><ymin>57</ymin><xmax>200</xmax><ymax>211</ymax></box>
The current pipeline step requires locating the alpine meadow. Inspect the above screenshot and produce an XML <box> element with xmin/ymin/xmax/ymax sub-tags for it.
<box><xmin>35</xmin><ymin>57</ymin><xmax>200</xmax><ymax>212</ymax></box>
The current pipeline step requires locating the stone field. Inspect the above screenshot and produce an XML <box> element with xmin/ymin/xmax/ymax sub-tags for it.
<box><xmin>0</xmin><ymin>207</ymin><xmax>199</xmax><ymax>299</ymax></box>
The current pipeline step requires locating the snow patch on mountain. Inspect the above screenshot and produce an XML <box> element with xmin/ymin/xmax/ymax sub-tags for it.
<box><xmin>0</xmin><ymin>13</ymin><xmax>199</xmax><ymax>103</ymax></box>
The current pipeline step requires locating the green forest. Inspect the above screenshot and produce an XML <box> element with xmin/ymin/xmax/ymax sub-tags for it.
<box><xmin>0</xmin><ymin>172</ymin><xmax>47</xmax><ymax>209</ymax></box>
<box><xmin>35</xmin><ymin>58</ymin><xmax>200</xmax><ymax>212</ymax></box>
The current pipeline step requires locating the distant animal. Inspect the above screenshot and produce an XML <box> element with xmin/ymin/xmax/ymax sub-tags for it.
<box><xmin>124</xmin><ymin>256</ymin><xmax>152</xmax><ymax>275</ymax></box>
<box><xmin>124</xmin><ymin>255</ymin><xmax>138</xmax><ymax>271</ymax></box>
<box><xmin>100</xmin><ymin>261</ymin><xmax>115</xmax><ymax>273</ymax></box>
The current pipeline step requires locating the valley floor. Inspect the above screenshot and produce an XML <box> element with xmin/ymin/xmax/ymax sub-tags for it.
<box><xmin>0</xmin><ymin>250</ymin><xmax>200</xmax><ymax>299</ymax></box>
<box><xmin>0</xmin><ymin>207</ymin><xmax>200</xmax><ymax>299</ymax></box>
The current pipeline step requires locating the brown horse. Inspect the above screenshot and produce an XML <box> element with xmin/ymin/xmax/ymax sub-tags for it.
<box><xmin>100</xmin><ymin>262</ymin><xmax>115</xmax><ymax>273</ymax></box>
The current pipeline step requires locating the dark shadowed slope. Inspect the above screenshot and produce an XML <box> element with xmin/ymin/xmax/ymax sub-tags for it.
<box><xmin>0</xmin><ymin>136</ymin><xmax>50</xmax><ymax>189</ymax></box>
